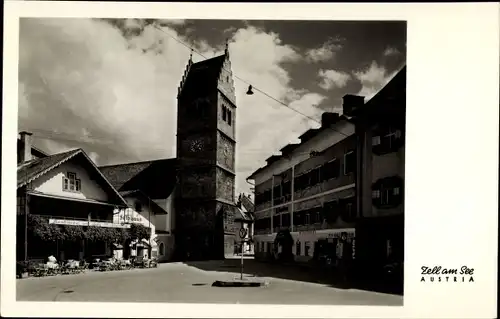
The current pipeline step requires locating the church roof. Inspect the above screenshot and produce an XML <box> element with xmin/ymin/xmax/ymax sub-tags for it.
<box><xmin>99</xmin><ymin>160</ymin><xmax>155</xmax><ymax>190</ymax></box>
<box><xmin>178</xmin><ymin>54</ymin><xmax>227</xmax><ymax>98</ymax></box>
<box><xmin>99</xmin><ymin>158</ymin><xmax>178</xmax><ymax>200</ymax></box>
<box><xmin>119</xmin><ymin>189</ymin><xmax>169</xmax><ymax>215</ymax></box>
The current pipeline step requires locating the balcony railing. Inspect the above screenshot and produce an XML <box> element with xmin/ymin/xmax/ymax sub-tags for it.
<box><xmin>293</xmin><ymin>222</ymin><xmax>339</xmax><ymax>232</ymax></box>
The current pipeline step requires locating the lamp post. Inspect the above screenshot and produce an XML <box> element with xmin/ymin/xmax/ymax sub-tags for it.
<box><xmin>148</xmin><ymin>197</ymin><xmax>152</xmax><ymax>259</ymax></box>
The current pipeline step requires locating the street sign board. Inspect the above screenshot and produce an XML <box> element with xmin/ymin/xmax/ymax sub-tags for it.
<box><xmin>239</xmin><ymin>227</ymin><xmax>248</xmax><ymax>239</ymax></box>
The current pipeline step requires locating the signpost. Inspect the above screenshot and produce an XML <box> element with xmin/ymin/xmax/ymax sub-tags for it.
<box><xmin>238</xmin><ymin>227</ymin><xmax>248</xmax><ymax>280</ymax></box>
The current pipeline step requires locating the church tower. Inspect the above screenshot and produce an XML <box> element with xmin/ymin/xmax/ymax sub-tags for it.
<box><xmin>175</xmin><ymin>43</ymin><xmax>237</xmax><ymax>260</ymax></box>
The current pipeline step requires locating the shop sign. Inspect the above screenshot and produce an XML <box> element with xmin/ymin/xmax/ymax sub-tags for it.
<box><xmin>327</xmin><ymin>231</ymin><xmax>355</xmax><ymax>239</ymax></box>
<box><xmin>299</xmin><ymin>230</ymin><xmax>316</xmax><ymax>235</ymax></box>
<box><xmin>49</xmin><ymin>218</ymin><xmax>130</xmax><ymax>229</ymax></box>
<box><xmin>119</xmin><ymin>215</ymin><xmax>144</xmax><ymax>224</ymax></box>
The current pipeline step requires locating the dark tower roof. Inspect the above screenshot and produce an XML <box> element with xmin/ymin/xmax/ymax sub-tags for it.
<box><xmin>177</xmin><ymin>51</ymin><xmax>228</xmax><ymax>99</ymax></box>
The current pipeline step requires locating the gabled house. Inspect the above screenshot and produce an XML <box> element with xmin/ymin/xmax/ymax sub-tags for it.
<box><xmin>17</xmin><ymin>132</ymin><xmax>129</xmax><ymax>261</ymax></box>
<box><xmin>99</xmin><ymin>159</ymin><xmax>178</xmax><ymax>262</ymax></box>
<box><xmin>112</xmin><ymin>189</ymin><xmax>169</xmax><ymax>260</ymax></box>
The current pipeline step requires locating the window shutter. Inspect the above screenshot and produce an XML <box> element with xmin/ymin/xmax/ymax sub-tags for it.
<box><xmin>62</xmin><ymin>176</ymin><xmax>66</xmax><ymax>190</ymax></box>
<box><xmin>393</xmin><ymin>187</ymin><xmax>400</xmax><ymax>195</ymax></box>
<box><xmin>372</xmin><ymin>135</ymin><xmax>381</xmax><ymax>146</ymax></box>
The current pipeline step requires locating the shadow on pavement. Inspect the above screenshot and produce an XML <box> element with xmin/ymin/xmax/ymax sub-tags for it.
<box><xmin>184</xmin><ymin>259</ymin><xmax>403</xmax><ymax>296</ymax></box>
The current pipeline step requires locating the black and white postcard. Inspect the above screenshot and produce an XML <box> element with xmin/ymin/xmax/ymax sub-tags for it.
<box><xmin>1</xmin><ymin>2</ymin><xmax>498</xmax><ymax>318</ymax></box>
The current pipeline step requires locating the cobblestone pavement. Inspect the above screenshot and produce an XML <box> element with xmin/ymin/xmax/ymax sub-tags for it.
<box><xmin>16</xmin><ymin>260</ymin><xmax>403</xmax><ymax>305</ymax></box>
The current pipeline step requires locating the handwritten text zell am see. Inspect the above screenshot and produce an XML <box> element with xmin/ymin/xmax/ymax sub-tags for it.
<box><xmin>421</xmin><ymin>266</ymin><xmax>474</xmax><ymax>283</ymax></box>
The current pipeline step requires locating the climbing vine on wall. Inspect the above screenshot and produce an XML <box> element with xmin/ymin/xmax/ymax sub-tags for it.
<box><xmin>129</xmin><ymin>224</ymin><xmax>150</xmax><ymax>241</ymax></box>
<box><xmin>27</xmin><ymin>215</ymin><xmax>133</xmax><ymax>244</ymax></box>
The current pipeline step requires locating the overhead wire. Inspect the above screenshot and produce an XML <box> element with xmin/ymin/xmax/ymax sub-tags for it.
<box><xmin>151</xmin><ymin>24</ymin><xmax>350</xmax><ymax>138</ymax></box>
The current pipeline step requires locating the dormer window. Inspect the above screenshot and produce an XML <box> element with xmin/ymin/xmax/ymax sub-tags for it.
<box><xmin>62</xmin><ymin>172</ymin><xmax>81</xmax><ymax>192</ymax></box>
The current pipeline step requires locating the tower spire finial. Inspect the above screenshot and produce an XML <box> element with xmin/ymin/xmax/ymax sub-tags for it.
<box><xmin>225</xmin><ymin>39</ymin><xmax>229</xmax><ymax>55</ymax></box>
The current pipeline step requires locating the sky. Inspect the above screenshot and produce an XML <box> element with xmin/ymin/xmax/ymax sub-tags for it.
<box><xmin>18</xmin><ymin>18</ymin><xmax>406</xmax><ymax>196</ymax></box>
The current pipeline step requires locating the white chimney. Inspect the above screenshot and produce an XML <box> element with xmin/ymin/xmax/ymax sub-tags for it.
<box><xmin>19</xmin><ymin>131</ymin><xmax>33</xmax><ymax>163</ymax></box>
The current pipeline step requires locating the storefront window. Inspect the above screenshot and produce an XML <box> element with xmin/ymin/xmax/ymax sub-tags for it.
<box><xmin>386</xmin><ymin>239</ymin><xmax>392</xmax><ymax>258</ymax></box>
<box><xmin>304</xmin><ymin>241</ymin><xmax>310</xmax><ymax>256</ymax></box>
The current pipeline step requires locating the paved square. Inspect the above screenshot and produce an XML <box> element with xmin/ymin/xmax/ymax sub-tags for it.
<box><xmin>17</xmin><ymin>260</ymin><xmax>403</xmax><ymax>305</ymax></box>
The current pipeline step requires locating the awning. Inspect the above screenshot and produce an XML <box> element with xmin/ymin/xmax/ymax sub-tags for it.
<box><xmin>130</xmin><ymin>238</ymin><xmax>157</xmax><ymax>248</ymax></box>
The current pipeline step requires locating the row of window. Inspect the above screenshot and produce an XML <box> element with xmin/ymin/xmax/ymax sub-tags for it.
<box><xmin>255</xmin><ymin>150</ymin><xmax>356</xmax><ymax>206</ymax></box>
<box><xmin>255</xmin><ymin>239</ymin><xmax>356</xmax><ymax>259</ymax></box>
<box><xmin>255</xmin><ymin>241</ymin><xmax>312</xmax><ymax>257</ymax></box>
<box><xmin>254</xmin><ymin>197</ymin><xmax>357</xmax><ymax>231</ymax></box>
<box><xmin>221</xmin><ymin>105</ymin><xmax>232</xmax><ymax>126</ymax></box>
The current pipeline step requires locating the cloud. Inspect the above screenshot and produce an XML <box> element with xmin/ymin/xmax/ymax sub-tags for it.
<box><xmin>353</xmin><ymin>61</ymin><xmax>398</xmax><ymax>101</ymax></box>
<box><xmin>305</xmin><ymin>36</ymin><xmax>344</xmax><ymax>63</ymax></box>
<box><xmin>318</xmin><ymin>69</ymin><xmax>351</xmax><ymax>90</ymax></box>
<box><xmin>223</xmin><ymin>26</ymin><xmax>237</xmax><ymax>34</ymax></box>
<box><xmin>19</xmin><ymin>19</ymin><xmax>325</xmax><ymax>196</ymax></box>
<box><xmin>383</xmin><ymin>46</ymin><xmax>400</xmax><ymax>56</ymax></box>
<box><xmin>88</xmin><ymin>151</ymin><xmax>100</xmax><ymax>164</ymax></box>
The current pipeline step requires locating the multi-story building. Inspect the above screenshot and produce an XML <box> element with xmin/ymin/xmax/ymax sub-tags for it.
<box><xmin>248</xmin><ymin>113</ymin><xmax>357</xmax><ymax>263</ymax></box>
<box><xmin>248</xmin><ymin>65</ymin><xmax>406</xmax><ymax>267</ymax></box>
<box><xmin>344</xmin><ymin>66</ymin><xmax>406</xmax><ymax>268</ymax></box>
